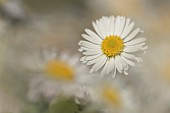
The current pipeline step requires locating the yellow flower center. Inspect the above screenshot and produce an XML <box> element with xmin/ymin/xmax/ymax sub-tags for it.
<box><xmin>102</xmin><ymin>36</ymin><xmax>124</xmax><ymax>57</ymax></box>
<box><xmin>102</xmin><ymin>86</ymin><xmax>122</xmax><ymax>108</ymax></box>
<box><xmin>45</xmin><ymin>60</ymin><xmax>75</xmax><ymax>81</ymax></box>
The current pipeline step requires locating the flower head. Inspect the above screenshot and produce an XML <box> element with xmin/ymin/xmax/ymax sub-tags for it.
<box><xmin>23</xmin><ymin>48</ymin><xmax>92</xmax><ymax>84</ymax></box>
<box><xmin>26</xmin><ymin>49</ymin><xmax>93</xmax><ymax>102</ymax></box>
<box><xmin>82</xmin><ymin>79</ymin><xmax>137</xmax><ymax>113</ymax></box>
<box><xmin>79</xmin><ymin>16</ymin><xmax>148</xmax><ymax>77</ymax></box>
<box><xmin>42</xmin><ymin>50</ymin><xmax>92</xmax><ymax>84</ymax></box>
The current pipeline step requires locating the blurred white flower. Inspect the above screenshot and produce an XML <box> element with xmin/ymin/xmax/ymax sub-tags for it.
<box><xmin>26</xmin><ymin>49</ymin><xmax>95</xmax><ymax>102</ymax></box>
<box><xmin>84</xmin><ymin>79</ymin><xmax>138</xmax><ymax>113</ymax></box>
<box><xmin>24</xmin><ymin>48</ymin><xmax>93</xmax><ymax>83</ymax></box>
<box><xmin>79</xmin><ymin>16</ymin><xmax>148</xmax><ymax>77</ymax></box>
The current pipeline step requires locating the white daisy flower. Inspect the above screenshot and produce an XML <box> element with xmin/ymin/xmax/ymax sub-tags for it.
<box><xmin>23</xmin><ymin>48</ymin><xmax>92</xmax><ymax>84</ymax></box>
<box><xmin>78</xmin><ymin>16</ymin><xmax>148</xmax><ymax>77</ymax></box>
<box><xmin>25</xmin><ymin>49</ymin><xmax>94</xmax><ymax>102</ymax></box>
<box><xmin>81</xmin><ymin>80</ymin><xmax>138</xmax><ymax>113</ymax></box>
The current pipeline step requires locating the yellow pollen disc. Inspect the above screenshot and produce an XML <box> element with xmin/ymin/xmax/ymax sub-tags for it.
<box><xmin>102</xmin><ymin>87</ymin><xmax>122</xmax><ymax>107</ymax></box>
<box><xmin>102</xmin><ymin>35</ymin><xmax>124</xmax><ymax>57</ymax></box>
<box><xmin>45</xmin><ymin>60</ymin><xmax>74</xmax><ymax>81</ymax></box>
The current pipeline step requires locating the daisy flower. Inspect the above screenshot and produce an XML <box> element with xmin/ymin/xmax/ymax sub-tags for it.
<box><xmin>79</xmin><ymin>16</ymin><xmax>148</xmax><ymax>77</ymax></box>
<box><xmin>82</xmin><ymin>79</ymin><xmax>138</xmax><ymax>113</ymax></box>
<box><xmin>42</xmin><ymin>50</ymin><xmax>93</xmax><ymax>84</ymax></box>
<box><xmin>23</xmin><ymin>48</ymin><xmax>92</xmax><ymax>84</ymax></box>
<box><xmin>24</xmin><ymin>49</ymin><xmax>94</xmax><ymax>102</ymax></box>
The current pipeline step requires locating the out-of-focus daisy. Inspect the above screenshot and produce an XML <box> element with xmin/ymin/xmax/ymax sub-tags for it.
<box><xmin>79</xmin><ymin>16</ymin><xmax>148</xmax><ymax>77</ymax></box>
<box><xmin>25</xmin><ymin>48</ymin><xmax>94</xmax><ymax>102</ymax></box>
<box><xmin>23</xmin><ymin>48</ymin><xmax>92</xmax><ymax>84</ymax></box>
<box><xmin>83</xmin><ymin>79</ymin><xmax>138</xmax><ymax>113</ymax></box>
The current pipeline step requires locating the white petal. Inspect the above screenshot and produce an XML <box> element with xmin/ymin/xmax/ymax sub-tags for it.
<box><xmin>111</xmin><ymin>66</ymin><xmax>116</xmax><ymax>78</ymax></box>
<box><xmin>80</xmin><ymin>56</ymin><xmax>86</xmax><ymax>62</ymax></box>
<box><xmin>106</xmin><ymin>58</ymin><xmax>115</xmax><ymax>75</ymax></box>
<box><xmin>86</xmin><ymin>61</ymin><xmax>95</xmax><ymax>66</ymax></box>
<box><xmin>94</xmin><ymin>57</ymin><xmax>107</xmax><ymax>72</ymax></box>
<box><xmin>121</xmin><ymin>52</ymin><xmax>135</xmax><ymax>59</ymax></box>
<box><xmin>141</xmin><ymin>46</ymin><xmax>148</xmax><ymax>50</ymax></box>
<box><xmin>83</xmin><ymin>51</ymin><xmax>102</xmax><ymax>56</ymax></box>
<box><xmin>117</xmin><ymin>16</ymin><xmax>125</xmax><ymax>36</ymax></box>
<box><xmin>115</xmin><ymin>56</ymin><xmax>123</xmax><ymax>73</ymax></box>
<box><xmin>99</xmin><ymin>18</ymin><xmax>107</xmax><ymax>38</ymax></box>
<box><xmin>82</xmin><ymin>49</ymin><xmax>102</xmax><ymax>54</ymax></box>
<box><xmin>125</xmin><ymin>37</ymin><xmax>146</xmax><ymax>46</ymax></box>
<box><xmin>92</xmin><ymin>21</ymin><xmax>103</xmax><ymax>38</ymax></box>
<box><xmin>134</xmin><ymin>57</ymin><xmax>143</xmax><ymax>62</ymax></box>
<box><xmin>124</xmin><ymin>42</ymin><xmax>146</xmax><ymax>53</ymax></box>
<box><xmin>121</xmin><ymin>21</ymin><xmax>134</xmax><ymax>39</ymax></box>
<box><xmin>85</xmin><ymin>29</ymin><xmax>102</xmax><ymax>41</ymax></box>
<box><xmin>140</xmin><ymin>30</ymin><xmax>144</xmax><ymax>33</ymax></box>
<box><xmin>114</xmin><ymin>16</ymin><xmax>120</xmax><ymax>36</ymax></box>
<box><xmin>126</xmin><ymin>42</ymin><xmax>146</xmax><ymax>48</ymax></box>
<box><xmin>91</xmin><ymin>55</ymin><xmax>107</xmax><ymax>71</ymax></box>
<box><xmin>86</xmin><ymin>54</ymin><xmax>104</xmax><ymax>65</ymax></box>
<box><xmin>100</xmin><ymin>17</ymin><xmax>108</xmax><ymax>38</ymax></box>
<box><xmin>79</xmin><ymin>40</ymin><xmax>100</xmax><ymax>49</ymax></box>
<box><xmin>109</xmin><ymin>16</ymin><xmax>115</xmax><ymax>36</ymax></box>
<box><xmin>118</xmin><ymin>55</ymin><xmax>128</xmax><ymax>70</ymax></box>
<box><xmin>124</xmin><ymin>46</ymin><xmax>142</xmax><ymax>52</ymax></box>
<box><xmin>124</xmin><ymin>28</ymin><xmax>140</xmax><ymax>42</ymax></box>
<box><xmin>133</xmin><ymin>42</ymin><xmax>146</xmax><ymax>46</ymax></box>
<box><xmin>121</xmin><ymin>56</ymin><xmax>135</xmax><ymax>67</ymax></box>
<box><xmin>96</xmin><ymin>20</ymin><xmax>105</xmax><ymax>39</ymax></box>
<box><xmin>82</xmin><ymin>61</ymin><xmax>87</xmax><ymax>63</ymax></box>
<box><xmin>121</xmin><ymin>18</ymin><xmax>130</xmax><ymax>36</ymax></box>
<box><xmin>82</xmin><ymin>50</ymin><xmax>101</xmax><ymax>55</ymax></box>
<box><xmin>80</xmin><ymin>46</ymin><xmax>101</xmax><ymax>52</ymax></box>
<box><xmin>84</xmin><ymin>53</ymin><xmax>102</xmax><ymax>61</ymax></box>
<box><xmin>78</xmin><ymin>48</ymin><xmax>83</xmax><ymax>52</ymax></box>
<box><xmin>124</xmin><ymin>70</ymin><xmax>128</xmax><ymax>75</ymax></box>
<box><xmin>102</xmin><ymin>16</ymin><xmax>110</xmax><ymax>36</ymax></box>
<box><xmin>100</xmin><ymin>60</ymin><xmax>108</xmax><ymax>78</ymax></box>
<box><xmin>82</xmin><ymin>34</ymin><xmax>102</xmax><ymax>44</ymax></box>
<box><xmin>122</xmin><ymin>52</ymin><xmax>142</xmax><ymax>63</ymax></box>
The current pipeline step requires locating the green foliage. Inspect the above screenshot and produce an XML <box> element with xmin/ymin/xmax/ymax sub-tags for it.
<box><xmin>80</xmin><ymin>105</ymin><xmax>102</xmax><ymax>113</ymax></box>
<box><xmin>21</xmin><ymin>99</ymin><xmax>49</xmax><ymax>113</ymax></box>
<box><xmin>48</xmin><ymin>97</ymin><xmax>78</xmax><ymax>113</ymax></box>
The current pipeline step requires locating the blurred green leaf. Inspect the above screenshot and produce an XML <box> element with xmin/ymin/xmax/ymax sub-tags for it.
<box><xmin>21</xmin><ymin>105</ymin><xmax>40</xmax><ymax>113</ymax></box>
<box><xmin>48</xmin><ymin>97</ymin><xmax>78</xmax><ymax>113</ymax></box>
<box><xmin>21</xmin><ymin>99</ymin><xmax>49</xmax><ymax>113</ymax></box>
<box><xmin>80</xmin><ymin>107</ymin><xmax>100</xmax><ymax>113</ymax></box>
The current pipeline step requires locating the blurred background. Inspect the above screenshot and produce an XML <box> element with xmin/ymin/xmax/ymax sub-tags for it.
<box><xmin>0</xmin><ymin>0</ymin><xmax>170</xmax><ymax>113</ymax></box>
